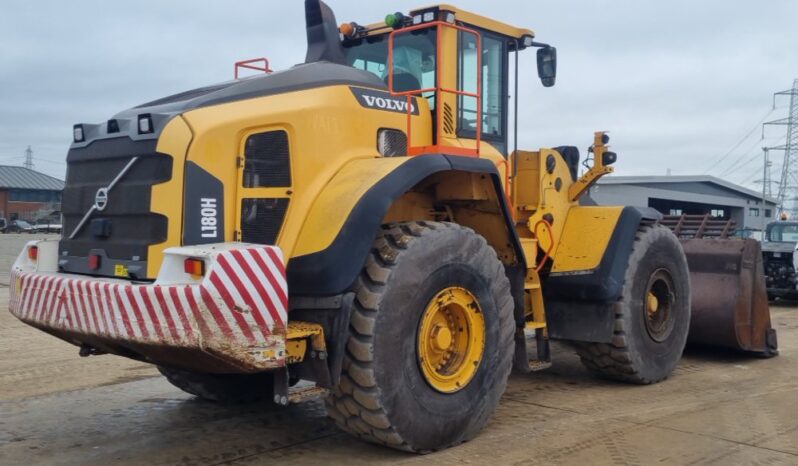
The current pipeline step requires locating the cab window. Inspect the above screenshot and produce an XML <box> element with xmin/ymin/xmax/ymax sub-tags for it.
<box><xmin>344</xmin><ymin>29</ymin><xmax>437</xmax><ymax>99</ymax></box>
<box><xmin>768</xmin><ymin>224</ymin><xmax>798</xmax><ymax>242</ymax></box>
<box><xmin>458</xmin><ymin>31</ymin><xmax>507</xmax><ymax>150</ymax></box>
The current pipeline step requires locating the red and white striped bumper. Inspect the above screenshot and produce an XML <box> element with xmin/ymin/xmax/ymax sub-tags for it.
<box><xmin>9</xmin><ymin>241</ymin><xmax>289</xmax><ymax>373</ymax></box>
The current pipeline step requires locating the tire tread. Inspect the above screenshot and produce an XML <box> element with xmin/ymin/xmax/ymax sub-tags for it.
<box><xmin>326</xmin><ymin>221</ymin><xmax>514</xmax><ymax>452</ymax></box>
<box><xmin>575</xmin><ymin>224</ymin><xmax>687</xmax><ymax>384</ymax></box>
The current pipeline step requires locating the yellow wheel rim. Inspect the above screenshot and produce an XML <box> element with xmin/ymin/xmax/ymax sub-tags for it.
<box><xmin>417</xmin><ymin>287</ymin><xmax>485</xmax><ymax>393</ymax></box>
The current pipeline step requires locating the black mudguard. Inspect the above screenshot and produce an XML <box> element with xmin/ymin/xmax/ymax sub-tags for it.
<box><xmin>544</xmin><ymin>206</ymin><xmax>661</xmax><ymax>343</ymax></box>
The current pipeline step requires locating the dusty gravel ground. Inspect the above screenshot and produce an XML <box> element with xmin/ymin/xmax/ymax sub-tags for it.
<box><xmin>0</xmin><ymin>234</ymin><xmax>157</xmax><ymax>401</ymax></box>
<box><xmin>1</xmin><ymin>233</ymin><xmax>797</xmax><ymax>465</ymax></box>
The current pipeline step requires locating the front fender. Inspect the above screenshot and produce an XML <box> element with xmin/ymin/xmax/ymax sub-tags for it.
<box><xmin>287</xmin><ymin>155</ymin><xmax>523</xmax><ymax>295</ymax></box>
<box><xmin>544</xmin><ymin>205</ymin><xmax>662</xmax><ymax>343</ymax></box>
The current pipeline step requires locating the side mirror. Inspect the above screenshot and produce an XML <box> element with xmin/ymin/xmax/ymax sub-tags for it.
<box><xmin>537</xmin><ymin>46</ymin><xmax>557</xmax><ymax>87</ymax></box>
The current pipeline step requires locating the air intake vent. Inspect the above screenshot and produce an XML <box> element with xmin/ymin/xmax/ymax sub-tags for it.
<box><xmin>243</xmin><ymin>130</ymin><xmax>291</xmax><ymax>188</ymax></box>
<box><xmin>443</xmin><ymin>103</ymin><xmax>455</xmax><ymax>135</ymax></box>
<box><xmin>377</xmin><ymin>129</ymin><xmax>407</xmax><ymax>157</ymax></box>
<box><xmin>241</xmin><ymin>198</ymin><xmax>289</xmax><ymax>245</ymax></box>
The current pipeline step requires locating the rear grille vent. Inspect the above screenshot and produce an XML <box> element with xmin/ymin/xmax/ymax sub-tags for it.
<box><xmin>241</xmin><ymin>198</ymin><xmax>289</xmax><ymax>245</ymax></box>
<box><xmin>243</xmin><ymin>130</ymin><xmax>291</xmax><ymax>188</ymax></box>
<box><xmin>60</xmin><ymin>138</ymin><xmax>171</xmax><ymax>266</ymax></box>
<box><xmin>377</xmin><ymin>129</ymin><xmax>407</xmax><ymax>157</ymax></box>
<box><xmin>443</xmin><ymin>103</ymin><xmax>455</xmax><ymax>135</ymax></box>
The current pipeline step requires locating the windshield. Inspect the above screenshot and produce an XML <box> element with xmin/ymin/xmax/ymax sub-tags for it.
<box><xmin>343</xmin><ymin>29</ymin><xmax>437</xmax><ymax>94</ymax></box>
<box><xmin>16</xmin><ymin>220</ymin><xmax>31</xmax><ymax>228</ymax></box>
<box><xmin>767</xmin><ymin>223</ymin><xmax>798</xmax><ymax>242</ymax></box>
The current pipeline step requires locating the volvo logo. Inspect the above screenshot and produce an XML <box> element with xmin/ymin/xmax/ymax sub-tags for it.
<box><xmin>69</xmin><ymin>156</ymin><xmax>140</xmax><ymax>240</ymax></box>
<box><xmin>350</xmin><ymin>87</ymin><xmax>420</xmax><ymax>116</ymax></box>
<box><xmin>94</xmin><ymin>187</ymin><xmax>109</xmax><ymax>211</ymax></box>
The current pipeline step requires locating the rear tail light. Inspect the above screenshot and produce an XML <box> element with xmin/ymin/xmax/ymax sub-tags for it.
<box><xmin>27</xmin><ymin>246</ymin><xmax>38</xmax><ymax>261</ymax></box>
<box><xmin>184</xmin><ymin>258</ymin><xmax>205</xmax><ymax>277</ymax></box>
<box><xmin>88</xmin><ymin>254</ymin><xmax>101</xmax><ymax>270</ymax></box>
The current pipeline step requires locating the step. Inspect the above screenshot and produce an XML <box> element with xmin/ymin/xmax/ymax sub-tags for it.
<box><xmin>288</xmin><ymin>385</ymin><xmax>329</xmax><ymax>404</ymax></box>
<box><xmin>526</xmin><ymin>360</ymin><xmax>553</xmax><ymax>372</ymax></box>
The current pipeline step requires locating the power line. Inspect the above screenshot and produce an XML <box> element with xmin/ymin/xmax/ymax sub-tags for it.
<box><xmin>717</xmin><ymin>135</ymin><xmax>779</xmax><ymax>177</ymax></box>
<box><xmin>703</xmin><ymin>108</ymin><xmax>775</xmax><ymax>174</ymax></box>
<box><xmin>34</xmin><ymin>159</ymin><xmax>66</xmax><ymax>165</ymax></box>
<box><xmin>722</xmin><ymin>135</ymin><xmax>786</xmax><ymax>179</ymax></box>
<box><xmin>725</xmin><ymin>152</ymin><xmax>765</xmax><ymax>182</ymax></box>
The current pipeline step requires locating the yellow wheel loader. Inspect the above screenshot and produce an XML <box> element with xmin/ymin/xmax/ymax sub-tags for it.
<box><xmin>9</xmin><ymin>0</ymin><xmax>777</xmax><ymax>453</ymax></box>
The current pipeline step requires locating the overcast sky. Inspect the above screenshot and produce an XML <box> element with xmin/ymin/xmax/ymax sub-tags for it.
<box><xmin>1</xmin><ymin>0</ymin><xmax>796</xmax><ymax>190</ymax></box>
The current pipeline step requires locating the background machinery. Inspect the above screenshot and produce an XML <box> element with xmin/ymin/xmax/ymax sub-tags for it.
<box><xmin>761</xmin><ymin>220</ymin><xmax>798</xmax><ymax>299</ymax></box>
<box><xmin>9</xmin><ymin>0</ymin><xmax>777</xmax><ymax>453</ymax></box>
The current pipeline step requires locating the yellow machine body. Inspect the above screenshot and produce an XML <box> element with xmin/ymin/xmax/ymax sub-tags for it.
<box><xmin>130</xmin><ymin>4</ymin><xmax>627</xmax><ymax>340</ymax></box>
<box><xmin>15</xmin><ymin>1</ymin><xmax>776</xmax><ymax>454</ymax></box>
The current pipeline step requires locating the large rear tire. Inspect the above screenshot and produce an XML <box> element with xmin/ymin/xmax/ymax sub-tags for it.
<box><xmin>576</xmin><ymin>224</ymin><xmax>691</xmax><ymax>384</ymax></box>
<box><xmin>158</xmin><ymin>366</ymin><xmax>274</xmax><ymax>403</ymax></box>
<box><xmin>326</xmin><ymin>222</ymin><xmax>514</xmax><ymax>453</ymax></box>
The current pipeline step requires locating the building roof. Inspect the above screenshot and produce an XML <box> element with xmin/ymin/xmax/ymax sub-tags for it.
<box><xmin>0</xmin><ymin>165</ymin><xmax>64</xmax><ymax>191</ymax></box>
<box><xmin>598</xmin><ymin>175</ymin><xmax>778</xmax><ymax>205</ymax></box>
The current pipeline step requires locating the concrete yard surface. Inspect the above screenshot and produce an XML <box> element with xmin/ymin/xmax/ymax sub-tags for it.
<box><xmin>1</xmin><ymin>234</ymin><xmax>797</xmax><ymax>465</ymax></box>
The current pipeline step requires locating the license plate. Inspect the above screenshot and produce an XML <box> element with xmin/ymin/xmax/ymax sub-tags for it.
<box><xmin>114</xmin><ymin>264</ymin><xmax>129</xmax><ymax>277</ymax></box>
<box><xmin>774</xmin><ymin>252</ymin><xmax>782</xmax><ymax>258</ymax></box>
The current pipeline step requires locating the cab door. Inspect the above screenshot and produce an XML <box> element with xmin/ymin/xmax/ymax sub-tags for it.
<box><xmin>235</xmin><ymin>128</ymin><xmax>293</xmax><ymax>245</ymax></box>
<box><xmin>456</xmin><ymin>30</ymin><xmax>510</xmax><ymax>156</ymax></box>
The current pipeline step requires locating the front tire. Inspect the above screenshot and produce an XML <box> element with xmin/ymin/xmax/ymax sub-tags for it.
<box><xmin>326</xmin><ymin>222</ymin><xmax>514</xmax><ymax>452</ymax></box>
<box><xmin>576</xmin><ymin>224</ymin><xmax>691</xmax><ymax>384</ymax></box>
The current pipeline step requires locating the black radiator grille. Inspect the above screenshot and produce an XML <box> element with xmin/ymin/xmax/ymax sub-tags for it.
<box><xmin>241</xmin><ymin>198</ymin><xmax>290</xmax><ymax>245</ymax></box>
<box><xmin>243</xmin><ymin>130</ymin><xmax>291</xmax><ymax>188</ymax></box>
<box><xmin>59</xmin><ymin>137</ymin><xmax>172</xmax><ymax>267</ymax></box>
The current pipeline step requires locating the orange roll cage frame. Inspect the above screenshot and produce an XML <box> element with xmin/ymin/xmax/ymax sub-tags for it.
<box><xmin>387</xmin><ymin>21</ymin><xmax>482</xmax><ymax>158</ymax></box>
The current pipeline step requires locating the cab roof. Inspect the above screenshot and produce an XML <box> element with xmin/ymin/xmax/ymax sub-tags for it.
<box><xmin>361</xmin><ymin>4</ymin><xmax>534</xmax><ymax>40</ymax></box>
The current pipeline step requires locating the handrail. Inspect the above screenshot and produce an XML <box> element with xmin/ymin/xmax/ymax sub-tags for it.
<box><xmin>235</xmin><ymin>58</ymin><xmax>273</xmax><ymax>80</ymax></box>
<box><xmin>387</xmin><ymin>21</ymin><xmax>482</xmax><ymax>157</ymax></box>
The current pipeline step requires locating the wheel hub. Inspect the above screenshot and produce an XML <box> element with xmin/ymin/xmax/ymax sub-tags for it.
<box><xmin>647</xmin><ymin>292</ymin><xmax>659</xmax><ymax>315</ymax></box>
<box><xmin>417</xmin><ymin>287</ymin><xmax>485</xmax><ymax>393</ymax></box>
<box><xmin>644</xmin><ymin>269</ymin><xmax>676</xmax><ymax>342</ymax></box>
<box><xmin>431</xmin><ymin>324</ymin><xmax>453</xmax><ymax>350</ymax></box>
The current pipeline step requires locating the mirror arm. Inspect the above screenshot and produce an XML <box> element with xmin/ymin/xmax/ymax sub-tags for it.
<box><xmin>527</xmin><ymin>40</ymin><xmax>553</xmax><ymax>49</ymax></box>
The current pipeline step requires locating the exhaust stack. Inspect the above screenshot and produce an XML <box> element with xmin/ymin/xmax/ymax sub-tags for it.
<box><xmin>304</xmin><ymin>0</ymin><xmax>346</xmax><ymax>65</ymax></box>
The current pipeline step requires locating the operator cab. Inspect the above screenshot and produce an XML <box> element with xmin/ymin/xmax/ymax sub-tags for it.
<box><xmin>339</xmin><ymin>5</ymin><xmax>556</xmax><ymax>157</ymax></box>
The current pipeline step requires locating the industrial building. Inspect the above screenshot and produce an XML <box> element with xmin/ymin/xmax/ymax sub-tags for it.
<box><xmin>592</xmin><ymin>175</ymin><xmax>778</xmax><ymax>231</ymax></box>
<box><xmin>0</xmin><ymin>165</ymin><xmax>64</xmax><ymax>221</ymax></box>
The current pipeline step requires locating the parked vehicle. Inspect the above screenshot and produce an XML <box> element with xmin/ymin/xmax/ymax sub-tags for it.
<box><xmin>761</xmin><ymin>221</ymin><xmax>798</xmax><ymax>300</ymax></box>
<box><xmin>5</xmin><ymin>219</ymin><xmax>34</xmax><ymax>234</ymax></box>
<box><xmin>33</xmin><ymin>219</ymin><xmax>62</xmax><ymax>234</ymax></box>
<box><xmin>0</xmin><ymin>218</ymin><xmax>6</xmax><ymax>233</ymax></box>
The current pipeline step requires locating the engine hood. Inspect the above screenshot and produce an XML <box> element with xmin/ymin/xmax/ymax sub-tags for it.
<box><xmin>71</xmin><ymin>62</ymin><xmax>385</xmax><ymax>148</ymax></box>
